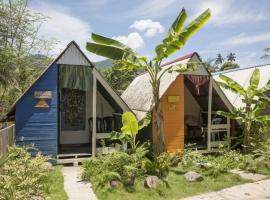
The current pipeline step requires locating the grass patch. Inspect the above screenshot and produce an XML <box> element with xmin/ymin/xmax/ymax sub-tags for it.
<box><xmin>42</xmin><ymin>165</ymin><xmax>68</xmax><ymax>200</ymax></box>
<box><xmin>94</xmin><ymin>168</ymin><xmax>250</xmax><ymax>200</ymax></box>
<box><xmin>255</xmin><ymin>165</ymin><xmax>270</xmax><ymax>175</ymax></box>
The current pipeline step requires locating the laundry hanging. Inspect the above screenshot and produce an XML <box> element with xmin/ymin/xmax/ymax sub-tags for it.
<box><xmin>187</xmin><ymin>75</ymin><xmax>209</xmax><ymax>95</ymax></box>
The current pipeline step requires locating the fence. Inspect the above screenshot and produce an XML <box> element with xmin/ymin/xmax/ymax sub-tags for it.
<box><xmin>0</xmin><ymin>124</ymin><xmax>15</xmax><ymax>156</ymax></box>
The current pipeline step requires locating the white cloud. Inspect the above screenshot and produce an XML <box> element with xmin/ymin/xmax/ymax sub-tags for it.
<box><xmin>31</xmin><ymin>1</ymin><xmax>104</xmax><ymax>61</ymax></box>
<box><xmin>220</xmin><ymin>32</ymin><xmax>270</xmax><ymax>46</ymax></box>
<box><xmin>112</xmin><ymin>32</ymin><xmax>144</xmax><ymax>49</ymax></box>
<box><xmin>192</xmin><ymin>0</ymin><xmax>268</xmax><ymax>26</ymax></box>
<box><xmin>130</xmin><ymin>19</ymin><xmax>164</xmax><ymax>37</ymax></box>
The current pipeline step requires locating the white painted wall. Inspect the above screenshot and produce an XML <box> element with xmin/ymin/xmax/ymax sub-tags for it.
<box><xmin>60</xmin><ymin>90</ymin><xmax>115</xmax><ymax>144</ymax></box>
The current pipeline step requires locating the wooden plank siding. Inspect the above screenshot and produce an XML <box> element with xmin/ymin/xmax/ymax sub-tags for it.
<box><xmin>152</xmin><ymin>75</ymin><xmax>185</xmax><ymax>152</ymax></box>
<box><xmin>15</xmin><ymin>63</ymin><xmax>58</xmax><ymax>156</ymax></box>
<box><xmin>0</xmin><ymin>124</ymin><xmax>15</xmax><ymax>156</ymax></box>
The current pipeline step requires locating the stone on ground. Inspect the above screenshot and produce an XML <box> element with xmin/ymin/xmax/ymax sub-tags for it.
<box><xmin>144</xmin><ymin>176</ymin><xmax>161</xmax><ymax>188</ymax></box>
<box><xmin>181</xmin><ymin>179</ymin><xmax>270</xmax><ymax>200</ymax></box>
<box><xmin>229</xmin><ymin>169</ymin><xmax>267</xmax><ymax>182</ymax></box>
<box><xmin>184</xmin><ymin>171</ymin><xmax>203</xmax><ymax>182</ymax></box>
<box><xmin>62</xmin><ymin>166</ymin><xmax>98</xmax><ymax>200</ymax></box>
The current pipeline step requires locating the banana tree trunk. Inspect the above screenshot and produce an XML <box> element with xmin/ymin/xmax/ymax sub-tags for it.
<box><xmin>153</xmin><ymin>87</ymin><xmax>166</xmax><ymax>154</ymax></box>
<box><xmin>243</xmin><ymin>105</ymin><xmax>251</xmax><ymax>154</ymax></box>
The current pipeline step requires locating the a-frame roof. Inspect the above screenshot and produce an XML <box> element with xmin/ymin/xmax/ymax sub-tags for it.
<box><xmin>6</xmin><ymin>41</ymin><xmax>130</xmax><ymax>118</ymax></box>
<box><xmin>121</xmin><ymin>53</ymin><xmax>233</xmax><ymax>120</ymax></box>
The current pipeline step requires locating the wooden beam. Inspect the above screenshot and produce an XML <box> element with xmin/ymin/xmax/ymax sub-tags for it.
<box><xmin>92</xmin><ymin>75</ymin><xmax>97</xmax><ymax>157</ymax></box>
<box><xmin>227</xmin><ymin>117</ymin><xmax>231</xmax><ymax>150</ymax></box>
<box><xmin>207</xmin><ymin>77</ymin><xmax>213</xmax><ymax>151</ymax></box>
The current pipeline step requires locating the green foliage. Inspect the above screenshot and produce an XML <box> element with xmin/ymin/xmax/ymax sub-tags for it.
<box><xmin>220</xmin><ymin>61</ymin><xmax>239</xmax><ymax>71</ymax></box>
<box><xmin>110</xmin><ymin>112</ymin><xmax>151</xmax><ymax>152</ymax></box>
<box><xmin>82</xmin><ymin>144</ymin><xmax>149</xmax><ymax>188</ymax></box>
<box><xmin>217</xmin><ymin>69</ymin><xmax>270</xmax><ymax>153</ymax></box>
<box><xmin>177</xmin><ymin>149</ymin><xmax>266</xmax><ymax>177</ymax></box>
<box><xmin>86</xmin><ymin>8</ymin><xmax>211</xmax><ymax>155</ymax></box>
<box><xmin>253</xmin><ymin>137</ymin><xmax>270</xmax><ymax>164</ymax></box>
<box><xmin>0</xmin><ymin>146</ymin><xmax>51</xmax><ymax>200</ymax></box>
<box><xmin>102</xmin><ymin>61</ymin><xmax>140</xmax><ymax>94</ymax></box>
<box><xmin>41</xmin><ymin>166</ymin><xmax>68</xmax><ymax>200</ymax></box>
<box><xmin>141</xmin><ymin>153</ymin><xmax>171</xmax><ymax>178</ymax></box>
<box><xmin>207</xmin><ymin>53</ymin><xmax>239</xmax><ymax>72</ymax></box>
<box><xmin>0</xmin><ymin>0</ymin><xmax>55</xmax><ymax>108</ymax></box>
<box><xmin>155</xmin><ymin>9</ymin><xmax>210</xmax><ymax>60</ymax></box>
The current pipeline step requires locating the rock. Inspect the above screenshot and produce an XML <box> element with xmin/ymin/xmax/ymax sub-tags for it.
<box><xmin>144</xmin><ymin>176</ymin><xmax>161</xmax><ymax>188</ymax></box>
<box><xmin>110</xmin><ymin>180</ymin><xmax>119</xmax><ymax>188</ymax></box>
<box><xmin>184</xmin><ymin>171</ymin><xmax>203</xmax><ymax>182</ymax></box>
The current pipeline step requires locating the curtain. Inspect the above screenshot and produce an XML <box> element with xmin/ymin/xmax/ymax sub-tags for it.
<box><xmin>187</xmin><ymin>75</ymin><xmax>209</xmax><ymax>95</ymax></box>
<box><xmin>59</xmin><ymin>65</ymin><xmax>93</xmax><ymax>91</ymax></box>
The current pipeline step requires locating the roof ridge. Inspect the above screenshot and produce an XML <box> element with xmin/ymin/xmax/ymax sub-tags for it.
<box><xmin>161</xmin><ymin>52</ymin><xmax>199</xmax><ymax>67</ymax></box>
<box><xmin>212</xmin><ymin>63</ymin><xmax>270</xmax><ymax>75</ymax></box>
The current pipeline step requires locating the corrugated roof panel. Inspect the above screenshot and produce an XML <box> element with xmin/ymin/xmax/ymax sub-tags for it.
<box><xmin>213</xmin><ymin>64</ymin><xmax>270</xmax><ymax>108</ymax></box>
<box><xmin>56</xmin><ymin>43</ymin><xmax>90</xmax><ymax>66</ymax></box>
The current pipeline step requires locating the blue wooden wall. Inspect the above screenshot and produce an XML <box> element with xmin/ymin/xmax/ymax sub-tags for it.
<box><xmin>15</xmin><ymin>63</ymin><xmax>58</xmax><ymax>156</ymax></box>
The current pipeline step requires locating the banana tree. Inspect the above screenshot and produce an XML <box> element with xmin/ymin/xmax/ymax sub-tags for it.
<box><xmin>111</xmin><ymin>112</ymin><xmax>151</xmax><ymax>152</ymax></box>
<box><xmin>217</xmin><ymin>69</ymin><xmax>270</xmax><ymax>154</ymax></box>
<box><xmin>86</xmin><ymin>8</ymin><xmax>211</xmax><ymax>154</ymax></box>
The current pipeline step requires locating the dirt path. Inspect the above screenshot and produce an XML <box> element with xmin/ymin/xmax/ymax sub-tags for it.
<box><xmin>62</xmin><ymin>166</ymin><xmax>98</xmax><ymax>200</ymax></box>
<box><xmin>182</xmin><ymin>179</ymin><xmax>270</xmax><ymax>200</ymax></box>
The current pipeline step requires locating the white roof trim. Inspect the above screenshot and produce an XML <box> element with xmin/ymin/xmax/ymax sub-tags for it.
<box><xmin>92</xmin><ymin>68</ymin><xmax>130</xmax><ymax>112</ymax></box>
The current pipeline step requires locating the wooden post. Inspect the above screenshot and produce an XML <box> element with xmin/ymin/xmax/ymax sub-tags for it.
<box><xmin>92</xmin><ymin>76</ymin><xmax>97</xmax><ymax>157</ymax></box>
<box><xmin>227</xmin><ymin>117</ymin><xmax>231</xmax><ymax>149</ymax></box>
<box><xmin>207</xmin><ymin>77</ymin><xmax>213</xmax><ymax>151</ymax></box>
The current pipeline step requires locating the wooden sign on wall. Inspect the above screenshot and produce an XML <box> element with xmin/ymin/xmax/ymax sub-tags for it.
<box><xmin>168</xmin><ymin>95</ymin><xmax>179</xmax><ymax>111</ymax></box>
<box><xmin>35</xmin><ymin>99</ymin><xmax>49</xmax><ymax>108</ymax></box>
<box><xmin>34</xmin><ymin>91</ymin><xmax>52</xmax><ymax>99</ymax></box>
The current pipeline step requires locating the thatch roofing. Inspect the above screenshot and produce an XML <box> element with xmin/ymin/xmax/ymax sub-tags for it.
<box><xmin>121</xmin><ymin>53</ymin><xmax>209</xmax><ymax>120</ymax></box>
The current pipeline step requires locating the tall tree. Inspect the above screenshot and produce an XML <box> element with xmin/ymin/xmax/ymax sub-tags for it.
<box><xmin>215</xmin><ymin>53</ymin><xmax>224</xmax><ymax>65</ymax></box>
<box><xmin>227</xmin><ymin>52</ymin><xmax>236</xmax><ymax>62</ymax></box>
<box><xmin>217</xmin><ymin>69</ymin><xmax>270</xmax><ymax>154</ymax></box>
<box><xmin>86</xmin><ymin>8</ymin><xmax>211</xmax><ymax>154</ymax></box>
<box><xmin>0</xmin><ymin>0</ymin><xmax>55</xmax><ymax>107</ymax></box>
<box><xmin>261</xmin><ymin>48</ymin><xmax>270</xmax><ymax>59</ymax></box>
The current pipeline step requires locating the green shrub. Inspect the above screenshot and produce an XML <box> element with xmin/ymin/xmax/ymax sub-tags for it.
<box><xmin>0</xmin><ymin>146</ymin><xmax>50</xmax><ymax>200</ymax></box>
<box><xmin>141</xmin><ymin>152</ymin><xmax>171</xmax><ymax>178</ymax></box>
<box><xmin>82</xmin><ymin>147</ymin><xmax>146</xmax><ymax>188</ymax></box>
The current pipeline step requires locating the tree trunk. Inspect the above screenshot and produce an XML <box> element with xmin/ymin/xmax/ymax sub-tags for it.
<box><xmin>153</xmin><ymin>88</ymin><xmax>166</xmax><ymax>154</ymax></box>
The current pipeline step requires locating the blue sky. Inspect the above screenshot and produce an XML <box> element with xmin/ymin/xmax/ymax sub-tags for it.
<box><xmin>30</xmin><ymin>0</ymin><xmax>270</xmax><ymax>67</ymax></box>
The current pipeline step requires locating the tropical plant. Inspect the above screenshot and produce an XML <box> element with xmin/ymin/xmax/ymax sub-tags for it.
<box><xmin>227</xmin><ymin>53</ymin><xmax>236</xmax><ymax>62</ymax></box>
<box><xmin>0</xmin><ymin>146</ymin><xmax>51</xmax><ymax>200</ymax></box>
<box><xmin>86</xmin><ymin>8</ymin><xmax>211</xmax><ymax>154</ymax></box>
<box><xmin>220</xmin><ymin>61</ymin><xmax>239</xmax><ymax>71</ymax></box>
<box><xmin>253</xmin><ymin>138</ymin><xmax>270</xmax><ymax>164</ymax></box>
<box><xmin>261</xmin><ymin>47</ymin><xmax>270</xmax><ymax>59</ymax></box>
<box><xmin>217</xmin><ymin>69</ymin><xmax>270</xmax><ymax>153</ymax></box>
<box><xmin>102</xmin><ymin>61</ymin><xmax>141</xmax><ymax>94</ymax></box>
<box><xmin>110</xmin><ymin>112</ymin><xmax>151</xmax><ymax>152</ymax></box>
<box><xmin>204</xmin><ymin>58</ymin><xmax>220</xmax><ymax>72</ymax></box>
<box><xmin>215</xmin><ymin>53</ymin><xmax>224</xmax><ymax>65</ymax></box>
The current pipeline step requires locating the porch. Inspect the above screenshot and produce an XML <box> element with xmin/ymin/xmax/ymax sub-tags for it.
<box><xmin>184</xmin><ymin>74</ymin><xmax>232</xmax><ymax>151</ymax></box>
<box><xmin>58</xmin><ymin>64</ymin><xmax>129</xmax><ymax>157</ymax></box>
